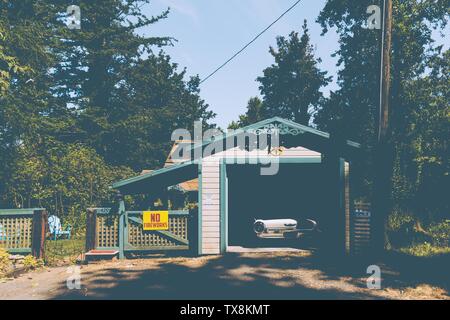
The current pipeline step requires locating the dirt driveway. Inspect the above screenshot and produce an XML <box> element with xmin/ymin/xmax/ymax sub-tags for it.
<box><xmin>0</xmin><ymin>251</ymin><xmax>448</xmax><ymax>300</ymax></box>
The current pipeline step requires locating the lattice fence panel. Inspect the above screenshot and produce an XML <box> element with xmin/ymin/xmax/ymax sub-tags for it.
<box><xmin>352</xmin><ymin>202</ymin><xmax>371</xmax><ymax>255</ymax></box>
<box><xmin>128</xmin><ymin>215</ymin><xmax>188</xmax><ymax>248</ymax></box>
<box><xmin>0</xmin><ymin>216</ymin><xmax>33</xmax><ymax>249</ymax></box>
<box><xmin>96</xmin><ymin>215</ymin><xmax>119</xmax><ymax>248</ymax></box>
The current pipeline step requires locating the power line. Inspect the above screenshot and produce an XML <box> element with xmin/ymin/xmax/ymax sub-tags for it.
<box><xmin>200</xmin><ymin>0</ymin><xmax>303</xmax><ymax>85</ymax></box>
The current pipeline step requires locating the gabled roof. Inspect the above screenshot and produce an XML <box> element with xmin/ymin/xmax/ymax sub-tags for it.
<box><xmin>112</xmin><ymin>117</ymin><xmax>361</xmax><ymax>194</ymax></box>
<box><xmin>112</xmin><ymin>160</ymin><xmax>199</xmax><ymax>194</ymax></box>
<box><xmin>188</xmin><ymin>116</ymin><xmax>359</xmax><ymax>150</ymax></box>
<box><xmin>164</xmin><ymin>140</ymin><xmax>198</xmax><ymax>193</ymax></box>
<box><xmin>183</xmin><ymin>116</ymin><xmax>360</xmax><ymax>160</ymax></box>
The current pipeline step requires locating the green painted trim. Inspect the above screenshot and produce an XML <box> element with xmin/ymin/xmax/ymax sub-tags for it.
<box><xmin>124</xmin><ymin>245</ymin><xmax>189</xmax><ymax>252</ymax></box>
<box><xmin>222</xmin><ymin>157</ymin><xmax>322</xmax><ymax>165</ymax></box>
<box><xmin>157</xmin><ymin>231</ymin><xmax>189</xmax><ymax>245</ymax></box>
<box><xmin>219</xmin><ymin>160</ymin><xmax>228</xmax><ymax>254</ymax></box>
<box><xmin>183</xmin><ymin>117</ymin><xmax>361</xmax><ymax>157</ymax></box>
<box><xmin>126</xmin><ymin>210</ymin><xmax>189</xmax><ymax>216</ymax></box>
<box><xmin>126</xmin><ymin>216</ymin><xmax>189</xmax><ymax>245</ymax></box>
<box><xmin>197</xmin><ymin>162</ymin><xmax>203</xmax><ymax>256</ymax></box>
<box><xmin>6</xmin><ymin>248</ymin><xmax>32</xmax><ymax>254</ymax></box>
<box><xmin>124</xmin><ymin>208</ymin><xmax>130</xmax><ymax>252</ymax></box>
<box><xmin>0</xmin><ymin>209</ymin><xmax>43</xmax><ymax>216</ymax></box>
<box><xmin>168</xmin><ymin>210</ymin><xmax>190</xmax><ymax>216</ymax></box>
<box><xmin>118</xmin><ymin>200</ymin><xmax>126</xmax><ymax>259</ymax></box>
<box><xmin>127</xmin><ymin>216</ymin><xmax>143</xmax><ymax>224</ymax></box>
<box><xmin>95</xmin><ymin>247</ymin><xmax>120</xmax><ymax>251</ymax></box>
<box><xmin>339</xmin><ymin>158</ymin><xmax>346</xmax><ymax>255</ymax></box>
<box><xmin>91</xmin><ymin>208</ymin><xmax>112</xmax><ymax>215</ymax></box>
<box><xmin>112</xmin><ymin>160</ymin><xmax>198</xmax><ymax>189</ymax></box>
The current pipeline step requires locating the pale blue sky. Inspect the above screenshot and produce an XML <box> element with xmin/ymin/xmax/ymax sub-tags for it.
<box><xmin>138</xmin><ymin>0</ymin><xmax>338</xmax><ymax>128</ymax></box>
<box><xmin>139</xmin><ymin>1</ymin><xmax>448</xmax><ymax>128</ymax></box>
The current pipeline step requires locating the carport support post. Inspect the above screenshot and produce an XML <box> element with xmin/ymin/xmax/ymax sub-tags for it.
<box><xmin>323</xmin><ymin>138</ymin><xmax>347</xmax><ymax>257</ymax></box>
<box><xmin>118</xmin><ymin>196</ymin><xmax>126</xmax><ymax>259</ymax></box>
<box><xmin>85</xmin><ymin>208</ymin><xmax>97</xmax><ymax>252</ymax></box>
<box><xmin>31</xmin><ymin>209</ymin><xmax>47</xmax><ymax>259</ymax></box>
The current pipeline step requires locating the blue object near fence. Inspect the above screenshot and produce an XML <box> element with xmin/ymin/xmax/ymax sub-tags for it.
<box><xmin>48</xmin><ymin>215</ymin><xmax>71</xmax><ymax>240</ymax></box>
<box><xmin>0</xmin><ymin>223</ymin><xmax>5</xmax><ymax>241</ymax></box>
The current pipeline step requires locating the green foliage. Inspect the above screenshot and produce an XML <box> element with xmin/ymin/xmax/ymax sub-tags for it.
<box><xmin>228</xmin><ymin>97</ymin><xmax>264</xmax><ymax>129</ymax></box>
<box><xmin>4</xmin><ymin>141</ymin><xmax>134</xmax><ymax>229</ymax></box>
<box><xmin>428</xmin><ymin>221</ymin><xmax>450</xmax><ymax>247</ymax></box>
<box><xmin>90</xmin><ymin>52</ymin><xmax>215</xmax><ymax>170</ymax></box>
<box><xmin>0</xmin><ymin>248</ymin><xmax>10</xmax><ymax>276</ymax></box>
<box><xmin>399</xmin><ymin>242</ymin><xmax>450</xmax><ymax>257</ymax></box>
<box><xmin>387</xmin><ymin>211</ymin><xmax>416</xmax><ymax>247</ymax></box>
<box><xmin>0</xmin><ymin>0</ymin><xmax>215</xmax><ymax>231</ymax></box>
<box><xmin>50</xmin><ymin>0</ymin><xmax>216</xmax><ymax>170</ymax></box>
<box><xmin>315</xmin><ymin>0</ymin><xmax>450</xmax><ymax>219</ymax></box>
<box><xmin>257</xmin><ymin>20</ymin><xmax>331</xmax><ymax>125</ymax></box>
<box><xmin>45</xmin><ymin>238</ymin><xmax>85</xmax><ymax>266</ymax></box>
<box><xmin>23</xmin><ymin>255</ymin><xmax>44</xmax><ymax>270</ymax></box>
<box><xmin>388</xmin><ymin>211</ymin><xmax>450</xmax><ymax>249</ymax></box>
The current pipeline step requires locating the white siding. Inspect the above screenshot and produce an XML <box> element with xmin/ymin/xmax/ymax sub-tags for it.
<box><xmin>201</xmin><ymin>158</ymin><xmax>221</xmax><ymax>254</ymax></box>
<box><xmin>200</xmin><ymin>146</ymin><xmax>322</xmax><ymax>255</ymax></box>
<box><xmin>208</xmin><ymin>146</ymin><xmax>320</xmax><ymax>159</ymax></box>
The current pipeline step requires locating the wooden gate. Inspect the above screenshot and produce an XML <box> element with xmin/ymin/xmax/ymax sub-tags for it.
<box><xmin>86</xmin><ymin>208</ymin><xmax>194</xmax><ymax>258</ymax></box>
<box><xmin>126</xmin><ymin>211</ymin><xmax>189</xmax><ymax>251</ymax></box>
<box><xmin>0</xmin><ymin>208</ymin><xmax>47</xmax><ymax>258</ymax></box>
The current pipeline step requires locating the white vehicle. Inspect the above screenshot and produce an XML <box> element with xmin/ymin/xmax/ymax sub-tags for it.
<box><xmin>253</xmin><ymin>218</ymin><xmax>318</xmax><ymax>239</ymax></box>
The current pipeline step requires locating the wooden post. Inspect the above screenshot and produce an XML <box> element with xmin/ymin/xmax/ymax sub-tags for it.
<box><xmin>188</xmin><ymin>208</ymin><xmax>199</xmax><ymax>256</ymax></box>
<box><xmin>85</xmin><ymin>208</ymin><xmax>97</xmax><ymax>252</ymax></box>
<box><xmin>373</xmin><ymin>0</ymin><xmax>393</xmax><ymax>255</ymax></box>
<box><xmin>118</xmin><ymin>196</ymin><xmax>126</xmax><ymax>259</ymax></box>
<box><xmin>160</xmin><ymin>190</ymin><xmax>169</xmax><ymax>210</ymax></box>
<box><xmin>321</xmin><ymin>131</ymin><xmax>349</xmax><ymax>258</ymax></box>
<box><xmin>31</xmin><ymin>209</ymin><xmax>47</xmax><ymax>259</ymax></box>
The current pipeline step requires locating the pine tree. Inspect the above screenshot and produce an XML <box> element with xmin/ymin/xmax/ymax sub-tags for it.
<box><xmin>257</xmin><ymin>20</ymin><xmax>331</xmax><ymax>125</ymax></box>
<box><xmin>315</xmin><ymin>0</ymin><xmax>449</xmax><ymax>218</ymax></box>
<box><xmin>228</xmin><ymin>97</ymin><xmax>263</xmax><ymax>129</ymax></box>
<box><xmin>51</xmin><ymin>0</ymin><xmax>215</xmax><ymax>169</ymax></box>
<box><xmin>0</xmin><ymin>0</ymin><xmax>70</xmax><ymax>205</ymax></box>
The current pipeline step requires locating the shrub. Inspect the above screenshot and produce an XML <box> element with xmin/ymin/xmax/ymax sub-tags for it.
<box><xmin>23</xmin><ymin>255</ymin><xmax>44</xmax><ymax>270</ymax></box>
<box><xmin>387</xmin><ymin>212</ymin><xmax>415</xmax><ymax>247</ymax></box>
<box><xmin>428</xmin><ymin>221</ymin><xmax>450</xmax><ymax>247</ymax></box>
<box><xmin>399</xmin><ymin>242</ymin><xmax>450</xmax><ymax>257</ymax></box>
<box><xmin>0</xmin><ymin>248</ymin><xmax>10</xmax><ymax>275</ymax></box>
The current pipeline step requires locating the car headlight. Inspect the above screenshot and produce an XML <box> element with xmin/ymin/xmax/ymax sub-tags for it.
<box><xmin>253</xmin><ymin>221</ymin><xmax>266</xmax><ymax>234</ymax></box>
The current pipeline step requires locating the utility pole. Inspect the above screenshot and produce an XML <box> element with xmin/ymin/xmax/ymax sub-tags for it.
<box><xmin>378</xmin><ymin>0</ymin><xmax>392</xmax><ymax>142</ymax></box>
<box><xmin>373</xmin><ymin>0</ymin><xmax>393</xmax><ymax>255</ymax></box>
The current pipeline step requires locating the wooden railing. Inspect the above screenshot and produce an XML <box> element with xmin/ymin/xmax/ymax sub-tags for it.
<box><xmin>351</xmin><ymin>202</ymin><xmax>371</xmax><ymax>255</ymax></box>
<box><xmin>126</xmin><ymin>211</ymin><xmax>189</xmax><ymax>251</ymax></box>
<box><xmin>86</xmin><ymin>208</ymin><xmax>195</xmax><ymax>257</ymax></box>
<box><xmin>0</xmin><ymin>208</ymin><xmax>47</xmax><ymax>258</ymax></box>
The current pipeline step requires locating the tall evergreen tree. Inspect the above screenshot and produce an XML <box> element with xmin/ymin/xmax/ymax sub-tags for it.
<box><xmin>257</xmin><ymin>20</ymin><xmax>331</xmax><ymax>125</ymax></box>
<box><xmin>51</xmin><ymin>0</ymin><xmax>215</xmax><ymax>169</ymax></box>
<box><xmin>315</xmin><ymin>0</ymin><xmax>449</xmax><ymax>219</ymax></box>
<box><xmin>228</xmin><ymin>97</ymin><xmax>264</xmax><ymax>129</ymax></box>
<box><xmin>104</xmin><ymin>52</ymin><xmax>215</xmax><ymax>170</ymax></box>
<box><xmin>0</xmin><ymin>0</ymin><xmax>72</xmax><ymax>205</ymax></box>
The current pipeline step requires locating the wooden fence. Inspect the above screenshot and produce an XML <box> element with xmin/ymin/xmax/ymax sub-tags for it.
<box><xmin>0</xmin><ymin>208</ymin><xmax>47</xmax><ymax>258</ymax></box>
<box><xmin>351</xmin><ymin>202</ymin><xmax>371</xmax><ymax>255</ymax></box>
<box><xmin>86</xmin><ymin>208</ymin><xmax>196</xmax><ymax>258</ymax></box>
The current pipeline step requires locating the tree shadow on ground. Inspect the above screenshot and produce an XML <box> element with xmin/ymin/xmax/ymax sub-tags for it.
<box><xmin>51</xmin><ymin>250</ymin><xmax>449</xmax><ymax>300</ymax></box>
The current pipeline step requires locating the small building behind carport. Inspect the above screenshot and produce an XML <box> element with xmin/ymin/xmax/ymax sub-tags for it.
<box><xmin>112</xmin><ymin>117</ymin><xmax>362</xmax><ymax>256</ymax></box>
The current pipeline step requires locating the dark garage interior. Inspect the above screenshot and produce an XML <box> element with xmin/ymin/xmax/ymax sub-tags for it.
<box><xmin>227</xmin><ymin>163</ymin><xmax>326</xmax><ymax>249</ymax></box>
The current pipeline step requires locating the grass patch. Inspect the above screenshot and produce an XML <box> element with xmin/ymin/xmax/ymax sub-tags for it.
<box><xmin>397</xmin><ymin>242</ymin><xmax>450</xmax><ymax>257</ymax></box>
<box><xmin>45</xmin><ymin>238</ymin><xmax>85</xmax><ymax>266</ymax></box>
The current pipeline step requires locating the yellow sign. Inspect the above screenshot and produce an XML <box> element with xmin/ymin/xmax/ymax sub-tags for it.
<box><xmin>143</xmin><ymin>211</ymin><xmax>169</xmax><ymax>231</ymax></box>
